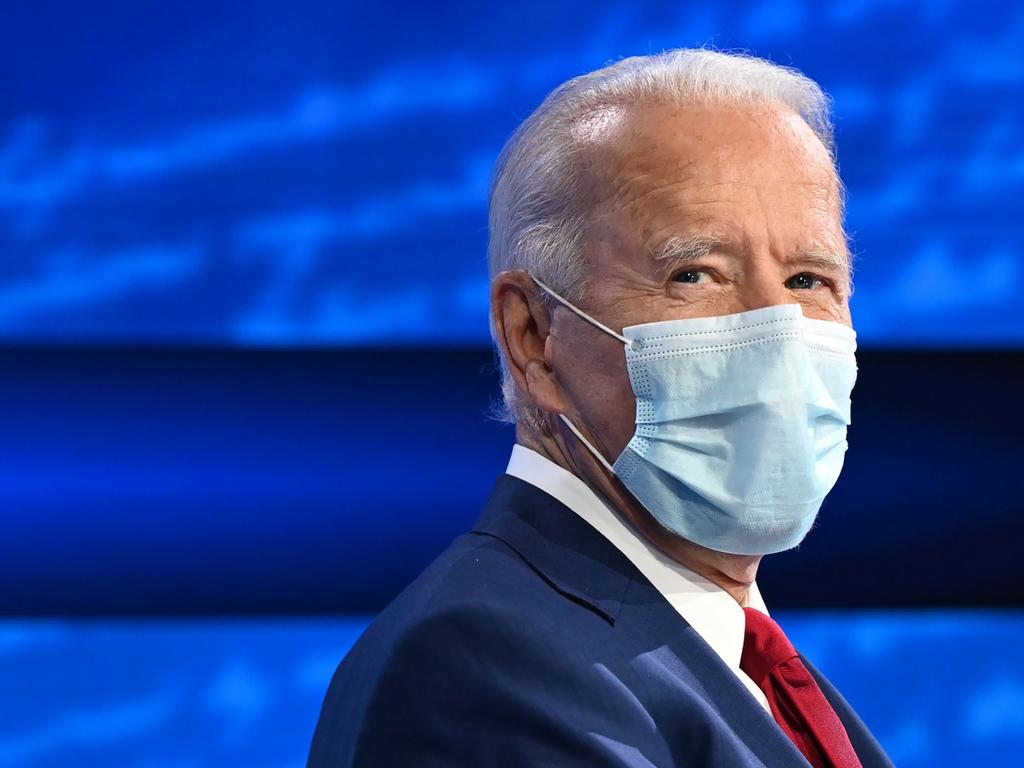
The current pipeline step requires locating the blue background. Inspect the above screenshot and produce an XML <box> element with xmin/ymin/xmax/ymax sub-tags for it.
<box><xmin>1</xmin><ymin>0</ymin><xmax>1022</xmax><ymax>345</ymax></box>
<box><xmin>1</xmin><ymin>1</ymin><xmax>1022</xmax><ymax>766</ymax></box>
<box><xmin>2</xmin><ymin>612</ymin><xmax>1023</xmax><ymax>768</ymax></box>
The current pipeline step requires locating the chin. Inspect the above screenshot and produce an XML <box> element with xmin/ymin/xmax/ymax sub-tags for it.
<box><xmin>715</xmin><ymin>552</ymin><xmax>763</xmax><ymax>586</ymax></box>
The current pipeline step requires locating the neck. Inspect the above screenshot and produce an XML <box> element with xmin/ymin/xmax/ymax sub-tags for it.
<box><xmin>517</xmin><ymin>423</ymin><xmax>762</xmax><ymax>606</ymax></box>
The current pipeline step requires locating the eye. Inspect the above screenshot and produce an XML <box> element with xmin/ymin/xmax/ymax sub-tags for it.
<box><xmin>785</xmin><ymin>272</ymin><xmax>829</xmax><ymax>291</ymax></box>
<box><xmin>671</xmin><ymin>269</ymin><xmax>713</xmax><ymax>285</ymax></box>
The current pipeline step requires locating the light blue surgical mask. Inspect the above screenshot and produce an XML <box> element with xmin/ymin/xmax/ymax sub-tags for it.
<box><xmin>533</xmin><ymin>276</ymin><xmax>858</xmax><ymax>556</ymax></box>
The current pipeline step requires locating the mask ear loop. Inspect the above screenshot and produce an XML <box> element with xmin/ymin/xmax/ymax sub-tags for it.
<box><xmin>559</xmin><ymin>414</ymin><xmax>617</xmax><ymax>474</ymax></box>
<box><xmin>530</xmin><ymin>275</ymin><xmax>632</xmax><ymax>346</ymax></box>
<box><xmin>529</xmin><ymin>274</ymin><xmax>627</xmax><ymax>475</ymax></box>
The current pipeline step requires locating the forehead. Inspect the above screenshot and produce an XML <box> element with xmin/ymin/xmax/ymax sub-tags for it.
<box><xmin>578</xmin><ymin>101</ymin><xmax>846</xmax><ymax>258</ymax></box>
<box><xmin>583</xmin><ymin>100</ymin><xmax>838</xmax><ymax>193</ymax></box>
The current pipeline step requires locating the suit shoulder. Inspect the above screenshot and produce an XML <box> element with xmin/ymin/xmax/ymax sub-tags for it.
<box><xmin>307</xmin><ymin>533</ymin><xmax>622</xmax><ymax>767</ymax></box>
<box><xmin>377</xmin><ymin>528</ymin><xmax>578</xmax><ymax>633</ymax></box>
<box><xmin>338</xmin><ymin>590</ymin><xmax>661</xmax><ymax>767</ymax></box>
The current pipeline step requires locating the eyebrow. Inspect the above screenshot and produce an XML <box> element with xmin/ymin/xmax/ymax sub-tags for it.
<box><xmin>791</xmin><ymin>248</ymin><xmax>853</xmax><ymax>280</ymax></box>
<box><xmin>650</xmin><ymin>235</ymin><xmax>852</xmax><ymax>280</ymax></box>
<box><xmin>649</xmin><ymin>235</ymin><xmax>723</xmax><ymax>270</ymax></box>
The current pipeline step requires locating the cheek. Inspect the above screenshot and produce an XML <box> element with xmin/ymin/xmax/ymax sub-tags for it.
<box><xmin>577</xmin><ymin>357</ymin><xmax>638</xmax><ymax>456</ymax></box>
<box><xmin>839</xmin><ymin>303</ymin><xmax>853</xmax><ymax>327</ymax></box>
<box><xmin>557</xmin><ymin>333</ymin><xmax>638</xmax><ymax>454</ymax></box>
<box><xmin>827</xmin><ymin>297</ymin><xmax>853</xmax><ymax>326</ymax></box>
<box><xmin>798</xmin><ymin>292</ymin><xmax>850</xmax><ymax>324</ymax></box>
<box><xmin>605</xmin><ymin>390</ymin><xmax>640</xmax><ymax>457</ymax></box>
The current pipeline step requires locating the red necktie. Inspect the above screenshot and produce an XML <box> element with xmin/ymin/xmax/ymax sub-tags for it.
<box><xmin>740</xmin><ymin>607</ymin><xmax>863</xmax><ymax>768</ymax></box>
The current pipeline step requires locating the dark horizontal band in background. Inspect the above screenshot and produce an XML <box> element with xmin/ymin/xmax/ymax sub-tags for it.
<box><xmin>1</xmin><ymin>346</ymin><xmax>1021</xmax><ymax>615</ymax></box>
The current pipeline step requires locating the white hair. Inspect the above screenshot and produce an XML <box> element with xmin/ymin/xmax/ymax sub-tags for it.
<box><xmin>487</xmin><ymin>48</ymin><xmax>837</xmax><ymax>426</ymax></box>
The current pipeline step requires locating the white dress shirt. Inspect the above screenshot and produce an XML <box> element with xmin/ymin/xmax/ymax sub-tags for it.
<box><xmin>505</xmin><ymin>443</ymin><xmax>772</xmax><ymax>712</ymax></box>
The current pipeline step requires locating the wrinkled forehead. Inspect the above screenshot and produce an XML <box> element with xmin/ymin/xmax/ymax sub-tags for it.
<box><xmin>574</xmin><ymin>100</ymin><xmax>841</xmax><ymax>205</ymax></box>
<box><xmin>571</xmin><ymin>100</ymin><xmax>847</xmax><ymax>260</ymax></box>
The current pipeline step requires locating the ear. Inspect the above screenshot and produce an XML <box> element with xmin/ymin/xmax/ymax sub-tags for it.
<box><xmin>491</xmin><ymin>271</ymin><xmax>572</xmax><ymax>417</ymax></box>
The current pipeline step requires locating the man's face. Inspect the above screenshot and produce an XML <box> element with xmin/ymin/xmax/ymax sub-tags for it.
<box><xmin>548</xmin><ymin>101</ymin><xmax>852</xmax><ymax>462</ymax></box>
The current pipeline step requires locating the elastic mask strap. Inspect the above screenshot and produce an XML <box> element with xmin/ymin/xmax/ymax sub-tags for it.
<box><xmin>558</xmin><ymin>414</ymin><xmax>617</xmax><ymax>474</ymax></box>
<box><xmin>530</xmin><ymin>274</ymin><xmax>623</xmax><ymax>475</ymax></box>
<box><xmin>531</xmin><ymin>275</ymin><xmax>631</xmax><ymax>346</ymax></box>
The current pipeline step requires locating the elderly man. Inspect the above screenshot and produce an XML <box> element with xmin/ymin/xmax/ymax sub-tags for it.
<box><xmin>309</xmin><ymin>49</ymin><xmax>893</xmax><ymax>767</ymax></box>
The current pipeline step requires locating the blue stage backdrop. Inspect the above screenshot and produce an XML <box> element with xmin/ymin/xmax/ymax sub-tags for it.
<box><xmin>1</xmin><ymin>2</ymin><xmax>1023</xmax><ymax>767</ymax></box>
<box><xmin>1</xmin><ymin>611</ymin><xmax>1023</xmax><ymax>768</ymax></box>
<box><xmin>0</xmin><ymin>0</ymin><xmax>1022</xmax><ymax>346</ymax></box>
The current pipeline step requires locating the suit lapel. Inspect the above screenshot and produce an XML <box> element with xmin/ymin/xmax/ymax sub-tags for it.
<box><xmin>471</xmin><ymin>474</ymin><xmax>638</xmax><ymax>625</ymax></box>
<box><xmin>471</xmin><ymin>474</ymin><xmax>815</xmax><ymax>767</ymax></box>
<box><xmin>618</xmin><ymin>572</ymin><xmax>814</xmax><ymax>767</ymax></box>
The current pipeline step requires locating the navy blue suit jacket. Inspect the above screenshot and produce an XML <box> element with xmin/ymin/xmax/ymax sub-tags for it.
<box><xmin>308</xmin><ymin>474</ymin><xmax>893</xmax><ymax>767</ymax></box>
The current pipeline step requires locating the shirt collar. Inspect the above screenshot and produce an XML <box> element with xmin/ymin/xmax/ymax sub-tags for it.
<box><xmin>505</xmin><ymin>443</ymin><xmax>768</xmax><ymax>674</ymax></box>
